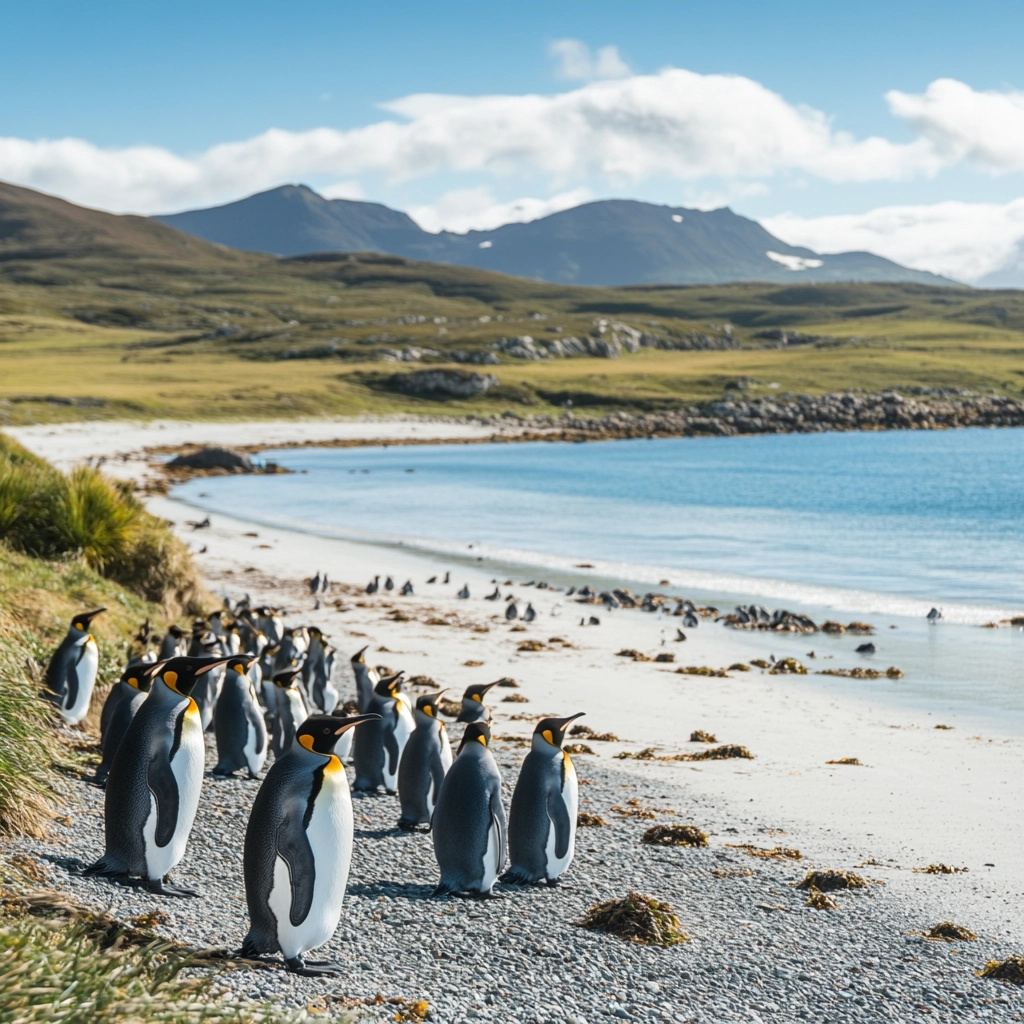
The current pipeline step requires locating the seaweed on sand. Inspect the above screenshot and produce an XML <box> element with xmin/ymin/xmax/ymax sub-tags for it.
<box><xmin>915</xmin><ymin>863</ymin><xmax>969</xmax><ymax>874</ymax></box>
<box><xmin>826</xmin><ymin>757</ymin><xmax>862</xmax><ymax>765</ymax></box>
<box><xmin>804</xmin><ymin>888</ymin><xmax>839</xmax><ymax>910</ymax></box>
<box><xmin>617</xmin><ymin>648</ymin><xmax>651</xmax><ymax>661</ymax></box>
<box><xmin>676</xmin><ymin>665</ymin><xmax>727</xmax><ymax>677</ymax></box>
<box><xmin>517</xmin><ymin>640</ymin><xmax>546</xmax><ymax>652</ymax></box>
<box><xmin>689</xmin><ymin>730</ymin><xmax>717</xmax><ymax>743</ymax></box>
<box><xmin>576</xmin><ymin>891</ymin><xmax>688</xmax><ymax>947</ymax></box>
<box><xmin>979</xmin><ymin>956</ymin><xmax>1024</xmax><ymax>984</ymax></box>
<box><xmin>571</xmin><ymin>725</ymin><xmax>619</xmax><ymax>741</ymax></box>
<box><xmin>728</xmin><ymin>844</ymin><xmax>803</xmax><ymax>861</ymax></box>
<box><xmin>501</xmin><ymin>693</ymin><xmax>529</xmax><ymax>702</ymax></box>
<box><xmin>769</xmin><ymin>658</ymin><xmax>807</xmax><ymax>675</ymax></box>
<box><xmin>676</xmin><ymin>744</ymin><xmax>753</xmax><ymax>762</ymax></box>
<box><xmin>642</xmin><ymin>825</ymin><xmax>708</xmax><ymax>848</ymax></box>
<box><xmin>926</xmin><ymin>922</ymin><xmax>977</xmax><ymax>941</ymax></box>
<box><xmin>564</xmin><ymin>743</ymin><xmax>596</xmax><ymax>755</ymax></box>
<box><xmin>610</xmin><ymin>799</ymin><xmax>659</xmax><ymax>820</ymax></box>
<box><xmin>614</xmin><ymin>747</ymin><xmax>659</xmax><ymax>761</ymax></box>
<box><xmin>797</xmin><ymin>870</ymin><xmax>868</xmax><ymax>891</ymax></box>
<box><xmin>577</xmin><ymin>811</ymin><xmax>607</xmax><ymax>827</ymax></box>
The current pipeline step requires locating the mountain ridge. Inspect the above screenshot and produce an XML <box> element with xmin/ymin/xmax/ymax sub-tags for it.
<box><xmin>154</xmin><ymin>185</ymin><xmax>955</xmax><ymax>288</ymax></box>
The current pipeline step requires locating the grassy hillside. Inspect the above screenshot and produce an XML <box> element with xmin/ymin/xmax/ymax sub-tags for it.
<box><xmin>1</xmin><ymin>182</ymin><xmax>1023</xmax><ymax>421</ymax></box>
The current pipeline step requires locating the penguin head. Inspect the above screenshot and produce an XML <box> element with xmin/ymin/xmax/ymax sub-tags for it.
<box><xmin>534</xmin><ymin>713</ymin><xmax>586</xmax><ymax>750</ymax></box>
<box><xmin>351</xmin><ymin>644</ymin><xmax>369</xmax><ymax>665</ymax></box>
<box><xmin>167</xmin><ymin>624</ymin><xmax>185</xmax><ymax>639</ymax></box>
<box><xmin>416</xmin><ymin>690</ymin><xmax>446</xmax><ymax>718</ymax></box>
<box><xmin>119</xmin><ymin>659</ymin><xmax>166</xmax><ymax>693</ymax></box>
<box><xmin>374</xmin><ymin>672</ymin><xmax>405</xmax><ymax>698</ymax></box>
<box><xmin>463</xmin><ymin>681</ymin><xmax>499</xmax><ymax>705</ymax></box>
<box><xmin>272</xmin><ymin>668</ymin><xmax>301</xmax><ymax>689</ymax></box>
<box><xmin>227</xmin><ymin>654</ymin><xmax>259</xmax><ymax>676</ymax></box>
<box><xmin>307</xmin><ymin>626</ymin><xmax>324</xmax><ymax>640</ymax></box>
<box><xmin>157</xmin><ymin>656</ymin><xmax>235</xmax><ymax>697</ymax></box>
<box><xmin>71</xmin><ymin>608</ymin><xmax>106</xmax><ymax>634</ymax></box>
<box><xmin>458</xmin><ymin>721</ymin><xmax>491</xmax><ymax>753</ymax></box>
<box><xmin>297</xmin><ymin>713</ymin><xmax>381</xmax><ymax>755</ymax></box>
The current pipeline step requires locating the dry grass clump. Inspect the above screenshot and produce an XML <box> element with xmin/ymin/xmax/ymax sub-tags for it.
<box><xmin>576</xmin><ymin>891</ymin><xmax>688</xmax><ymax>947</ymax></box>
<box><xmin>798</xmin><ymin>870</ymin><xmax>868</xmax><ymax>891</ymax></box>
<box><xmin>769</xmin><ymin>657</ymin><xmax>807</xmax><ymax>675</ymax></box>
<box><xmin>979</xmin><ymin>956</ymin><xmax>1024</xmax><ymax>984</ymax></box>
<box><xmin>641</xmin><ymin>824</ymin><xmax>708</xmax><ymax>848</ymax></box>
<box><xmin>617</xmin><ymin>648</ymin><xmax>651</xmax><ymax>661</ymax></box>
<box><xmin>804</xmin><ymin>888</ymin><xmax>839</xmax><ymax>910</ymax></box>
<box><xmin>926</xmin><ymin>921</ymin><xmax>977</xmax><ymax>941</ymax></box>
<box><xmin>517</xmin><ymin>639</ymin><xmax>546</xmax><ymax>652</ymax></box>
<box><xmin>915</xmin><ymin>863</ymin><xmax>969</xmax><ymax>875</ymax></box>
<box><xmin>690</xmin><ymin>730</ymin><xmax>717</xmax><ymax>743</ymax></box>
<box><xmin>502</xmin><ymin>693</ymin><xmax>530</xmax><ymax>703</ymax></box>
<box><xmin>570</xmin><ymin>725</ymin><xmax>619</xmax><ymax>741</ymax></box>
<box><xmin>729</xmin><ymin>844</ymin><xmax>803</xmax><ymax>861</ymax></box>
<box><xmin>577</xmin><ymin>811</ymin><xmax>607</xmax><ymax>827</ymax></box>
<box><xmin>564</xmin><ymin>743</ymin><xmax>596</xmax><ymax>755</ymax></box>
<box><xmin>826</xmin><ymin>757</ymin><xmax>863</xmax><ymax>766</ymax></box>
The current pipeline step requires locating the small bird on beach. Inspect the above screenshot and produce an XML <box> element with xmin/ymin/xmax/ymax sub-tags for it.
<box><xmin>397</xmin><ymin>690</ymin><xmax>452</xmax><ymax>829</ymax></box>
<box><xmin>401</xmin><ymin>580</ymin><xmax>414</xmax><ymax>596</ymax></box>
<box><xmin>675</xmin><ymin>629</ymin><xmax>687</xmax><ymax>642</ymax></box>
<box><xmin>588</xmin><ymin>615</ymin><xmax>601</xmax><ymax>626</ymax></box>
<box><xmin>927</xmin><ymin>607</ymin><xmax>942</xmax><ymax>622</ymax></box>
<box><xmin>485</xmin><ymin>586</ymin><xmax>502</xmax><ymax>601</ymax></box>
<box><xmin>186</xmin><ymin>516</ymin><xmax>211</xmax><ymax>530</ymax></box>
<box><xmin>426</xmin><ymin>575</ymin><xmax>437</xmax><ymax>584</ymax></box>
<box><xmin>43</xmin><ymin>608</ymin><xmax>106</xmax><ymax>726</ymax></box>
<box><xmin>503</xmin><ymin>713</ymin><xmax>585</xmax><ymax>886</ymax></box>
<box><xmin>432</xmin><ymin>721</ymin><xmax>506</xmax><ymax>897</ymax></box>
<box><xmin>240</xmin><ymin>713</ymin><xmax>379</xmax><ymax>975</ymax></box>
<box><xmin>458</xmin><ymin>584</ymin><xmax>470</xmax><ymax>599</ymax></box>
<box><xmin>366</xmin><ymin>576</ymin><xmax>380</xmax><ymax>594</ymax></box>
<box><xmin>456</xmin><ymin>681</ymin><xmax>500</xmax><ymax>723</ymax></box>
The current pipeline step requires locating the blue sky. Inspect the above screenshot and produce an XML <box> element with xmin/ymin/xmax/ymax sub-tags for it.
<box><xmin>3</xmin><ymin>0</ymin><xmax>1024</xmax><ymax>281</ymax></box>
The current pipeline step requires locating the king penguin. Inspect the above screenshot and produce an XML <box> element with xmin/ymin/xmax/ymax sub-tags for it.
<box><xmin>432</xmin><ymin>721</ymin><xmax>506</xmax><ymax>897</ymax></box>
<box><xmin>270</xmin><ymin>668</ymin><xmax>309</xmax><ymax>760</ymax></box>
<box><xmin>44</xmin><ymin>608</ymin><xmax>106</xmax><ymax>726</ymax></box>
<box><xmin>302</xmin><ymin>628</ymin><xmax>337</xmax><ymax>713</ymax></box>
<box><xmin>352</xmin><ymin>673</ymin><xmax>414</xmax><ymax>794</ymax></box>
<box><xmin>502</xmin><ymin>713</ymin><xmax>585</xmax><ymax>886</ymax></box>
<box><xmin>212</xmin><ymin>655</ymin><xmax>266</xmax><ymax>779</ymax></box>
<box><xmin>456</xmin><ymin>681</ymin><xmax>500</xmax><ymax>723</ymax></box>
<box><xmin>94</xmin><ymin>660</ymin><xmax>165</xmax><ymax>785</ymax></box>
<box><xmin>85</xmin><ymin>655</ymin><xmax>234</xmax><ymax>895</ymax></box>
<box><xmin>350</xmin><ymin>645</ymin><xmax>379</xmax><ymax>712</ymax></box>
<box><xmin>158</xmin><ymin>624</ymin><xmax>187</xmax><ymax>661</ymax></box>
<box><xmin>240</xmin><ymin>713</ymin><xmax>380</xmax><ymax>974</ymax></box>
<box><xmin>397</xmin><ymin>690</ymin><xmax>452</xmax><ymax>829</ymax></box>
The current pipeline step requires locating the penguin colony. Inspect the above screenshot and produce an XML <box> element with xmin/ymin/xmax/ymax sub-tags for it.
<box><xmin>43</xmin><ymin>591</ymin><xmax>585</xmax><ymax>977</ymax></box>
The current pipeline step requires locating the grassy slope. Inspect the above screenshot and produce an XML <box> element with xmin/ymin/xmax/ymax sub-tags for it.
<box><xmin>1</xmin><ymin>182</ymin><xmax>1023</xmax><ymax>421</ymax></box>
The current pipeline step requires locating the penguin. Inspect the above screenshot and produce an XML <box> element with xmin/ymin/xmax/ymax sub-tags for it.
<box><xmin>366</xmin><ymin>576</ymin><xmax>380</xmax><ymax>594</ymax></box>
<box><xmin>85</xmin><ymin>655</ymin><xmax>234</xmax><ymax>895</ymax></box>
<box><xmin>187</xmin><ymin>626</ymin><xmax>223</xmax><ymax>730</ymax></box>
<box><xmin>485</xmin><ymin>587</ymin><xmax>501</xmax><ymax>601</ymax></box>
<box><xmin>350</xmin><ymin>645</ymin><xmax>379</xmax><ymax>713</ymax></box>
<box><xmin>505</xmin><ymin>601</ymin><xmax>518</xmax><ymax>621</ymax></box>
<box><xmin>443</xmin><ymin>571</ymin><xmax>451</xmax><ymax>584</ymax></box>
<box><xmin>502</xmin><ymin>713</ymin><xmax>585</xmax><ymax>886</ymax></box>
<box><xmin>240</xmin><ymin>713</ymin><xmax>380</xmax><ymax>975</ymax></box>
<box><xmin>352</xmin><ymin>673</ymin><xmax>414</xmax><ymax>794</ymax></box>
<box><xmin>43</xmin><ymin>608</ymin><xmax>106</xmax><ymax>726</ymax></box>
<box><xmin>321</xmin><ymin>573</ymin><xmax>330</xmax><ymax>593</ymax></box>
<box><xmin>303</xmin><ymin>628</ymin><xmax>337</xmax><ymax>713</ymax></box>
<box><xmin>456</xmin><ymin>681</ymin><xmax>500</xmax><ymax>723</ymax></box>
<box><xmin>458</xmin><ymin>584</ymin><xmax>470</xmax><ymax>599</ymax></box>
<box><xmin>309</xmin><ymin>572</ymin><xmax>321</xmax><ymax>595</ymax></box>
<box><xmin>400</xmin><ymin>580</ymin><xmax>414</xmax><ymax>596</ymax></box>
<box><xmin>675</xmin><ymin>629</ymin><xmax>687</xmax><ymax>642</ymax></box>
<box><xmin>95</xmin><ymin>660</ymin><xmax>165</xmax><ymax>785</ymax></box>
<box><xmin>397</xmin><ymin>691</ymin><xmax>452</xmax><ymax>829</ymax></box>
<box><xmin>158</xmin><ymin>624</ymin><xmax>187</xmax><ymax>660</ymax></box>
<box><xmin>384</xmin><ymin>575</ymin><xmax>394</xmax><ymax>591</ymax></box>
<box><xmin>270</xmin><ymin>669</ymin><xmax>309</xmax><ymax>760</ymax></box>
<box><xmin>432</xmin><ymin>721</ymin><xmax>506</xmax><ymax>897</ymax></box>
<box><xmin>255</xmin><ymin>607</ymin><xmax>284</xmax><ymax>645</ymax></box>
<box><xmin>426</xmin><ymin>575</ymin><xmax>437</xmax><ymax>584</ymax></box>
<box><xmin>683</xmin><ymin>612</ymin><xmax>699</xmax><ymax>629</ymax></box>
<box><xmin>273</xmin><ymin>627</ymin><xmax>309</xmax><ymax>676</ymax></box>
<box><xmin>523</xmin><ymin>603</ymin><xmax>537</xmax><ymax>623</ymax></box>
<box><xmin>212</xmin><ymin>655</ymin><xmax>266</xmax><ymax>779</ymax></box>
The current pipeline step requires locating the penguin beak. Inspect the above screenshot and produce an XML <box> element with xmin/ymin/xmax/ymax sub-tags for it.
<box><xmin>554</xmin><ymin>712</ymin><xmax>586</xmax><ymax>731</ymax></box>
<box><xmin>194</xmin><ymin>656</ymin><xmax>235</xmax><ymax>676</ymax></box>
<box><xmin>479</xmin><ymin>681</ymin><xmax>500</xmax><ymax>696</ymax></box>
<box><xmin>333</xmin><ymin>713</ymin><xmax>382</xmax><ymax>734</ymax></box>
<box><xmin>353</xmin><ymin>645</ymin><xmax>369</xmax><ymax>663</ymax></box>
<box><xmin>229</xmin><ymin>654</ymin><xmax>258</xmax><ymax>672</ymax></box>
<box><xmin>82</xmin><ymin>608</ymin><xmax>106</xmax><ymax>624</ymax></box>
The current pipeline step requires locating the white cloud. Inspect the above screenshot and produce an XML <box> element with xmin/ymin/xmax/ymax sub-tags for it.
<box><xmin>549</xmin><ymin>39</ymin><xmax>631</xmax><ymax>80</ymax></box>
<box><xmin>886</xmin><ymin>78</ymin><xmax>1024</xmax><ymax>173</ymax></box>
<box><xmin>763</xmin><ymin>198</ymin><xmax>1024</xmax><ymax>284</ymax></box>
<box><xmin>407</xmin><ymin>186</ymin><xmax>593</xmax><ymax>233</ymax></box>
<box><xmin>0</xmin><ymin>73</ymin><xmax>1019</xmax><ymax>216</ymax></box>
<box><xmin>319</xmin><ymin>179</ymin><xmax>364</xmax><ymax>200</ymax></box>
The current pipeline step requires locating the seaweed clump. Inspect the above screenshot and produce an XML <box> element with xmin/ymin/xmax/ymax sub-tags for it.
<box><xmin>678</xmin><ymin>744</ymin><xmax>753</xmax><ymax>762</ymax></box>
<box><xmin>804</xmin><ymin>888</ymin><xmax>839</xmax><ymax>910</ymax></box>
<box><xmin>577</xmin><ymin>811</ymin><xmax>607</xmax><ymax>827</ymax></box>
<box><xmin>614</xmin><ymin>747</ymin><xmax>659</xmax><ymax>761</ymax></box>
<box><xmin>576</xmin><ymin>891</ymin><xmax>688</xmax><ymax>947</ymax></box>
<box><xmin>979</xmin><ymin>956</ymin><xmax>1024</xmax><ymax>984</ymax></box>
<box><xmin>728</xmin><ymin>844</ymin><xmax>803</xmax><ymax>861</ymax></box>
<box><xmin>564</xmin><ymin>743</ymin><xmax>596</xmax><ymax>755</ymax></box>
<box><xmin>769</xmin><ymin>658</ymin><xmax>807</xmax><ymax>675</ymax></box>
<box><xmin>826</xmin><ymin>757</ymin><xmax>862</xmax><ymax>765</ymax></box>
<box><xmin>501</xmin><ymin>693</ymin><xmax>530</xmax><ymax>703</ymax></box>
<box><xmin>926</xmin><ymin>921</ymin><xmax>977</xmax><ymax>941</ymax></box>
<box><xmin>915</xmin><ymin>863</ymin><xmax>969</xmax><ymax>875</ymax></box>
<box><xmin>689</xmin><ymin>730</ymin><xmax>717</xmax><ymax>743</ymax></box>
<box><xmin>642</xmin><ymin>824</ymin><xmax>708</xmax><ymax>848</ymax></box>
<box><xmin>798</xmin><ymin>870</ymin><xmax>868</xmax><ymax>891</ymax></box>
<box><xmin>617</xmin><ymin>648</ymin><xmax>651</xmax><ymax>661</ymax></box>
<box><xmin>676</xmin><ymin>665</ymin><xmax>727</xmax><ymax>677</ymax></box>
<box><xmin>571</xmin><ymin>725</ymin><xmax>619</xmax><ymax>741</ymax></box>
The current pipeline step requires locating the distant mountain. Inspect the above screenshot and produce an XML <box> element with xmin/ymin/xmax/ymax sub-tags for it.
<box><xmin>155</xmin><ymin>185</ymin><xmax>955</xmax><ymax>287</ymax></box>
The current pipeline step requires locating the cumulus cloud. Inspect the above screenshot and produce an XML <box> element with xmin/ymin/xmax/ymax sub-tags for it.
<box><xmin>763</xmin><ymin>198</ymin><xmax>1024</xmax><ymax>284</ymax></box>
<box><xmin>408</xmin><ymin>186</ymin><xmax>593</xmax><ymax>233</ymax></box>
<box><xmin>319</xmin><ymin>179</ymin><xmax>365</xmax><ymax>200</ymax></box>
<box><xmin>0</xmin><ymin>72</ymin><xmax>1019</xmax><ymax>217</ymax></box>
<box><xmin>549</xmin><ymin>39</ymin><xmax>631</xmax><ymax>80</ymax></box>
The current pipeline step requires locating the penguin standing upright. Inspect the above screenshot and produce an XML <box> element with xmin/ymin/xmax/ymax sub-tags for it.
<box><xmin>352</xmin><ymin>673</ymin><xmax>414</xmax><ymax>794</ymax></box>
<box><xmin>158</xmin><ymin>624</ymin><xmax>187</xmax><ymax>660</ymax></box>
<box><xmin>456</xmin><ymin>681</ymin><xmax>500</xmax><ymax>724</ymax></box>
<box><xmin>270</xmin><ymin>669</ymin><xmax>309</xmax><ymax>759</ymax></box>
<box><xmin>187</xmin><ymin>625</ymin><xmax>222</xmax><ymax>729</ymax></box>
<box><xmin>432</xmin><ymin>721</ymin><xmax>506</xmax><ymax>897</ymax></box>
<box><xmin>240</xmin><ymin>713</ymin><xmax>380</xmax><ymax>975</ymax></box>
<box><xmin>85</xmin><ymin>655</ymin><xmax>233</xmax><ymax>895</ymax></box>
<box><xmin>397</xmin><ymin>691</ymin><xmax>452</xmax><ymax>829</ymax></box>
<box><xmin>350</xmin><ymin>646</ymin><xmax>379</xmax><ymax>712</ymax></box>
<box><xmin>212</xmin><ymin>656</ymin><xmax>266</xmax><ymax>779</ymax></box>
<box><xmin>94</xmin><ymin>661</ymin><xmax>165</xmax><ymax>785</ymax></box>
<box><xmin>302</xmin><ymin>628</ymin><xmax>337</xmax><ymax>713</ymax></box>
<box><xmin>502</xmin><ymin>713</ymin><xmax>585</xmax><ymax>886</ymax></box>
<box><xmin>43</xmin><ymin>608</ymin><xmax>105</xmax><ymax>726</ymax></box>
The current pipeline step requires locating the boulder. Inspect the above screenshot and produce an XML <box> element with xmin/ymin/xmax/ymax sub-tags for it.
<box><xmin>393</xmin><ymin>369</ymin><xmax>498</xmax><ymax>399</ymax></box>
<box><xmin>167</xmin><ymin>446</ymin><xmax>254</xmax><ymax>473</ymax></box>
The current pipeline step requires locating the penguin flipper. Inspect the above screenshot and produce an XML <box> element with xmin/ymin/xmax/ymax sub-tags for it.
<box><xmin>276</xmin><ymin>808</ymin><xmax>316</xmax><ymax>928</ymax></box>
<box><xmin>382</xmin><ymin>715</ymin><xmax>401</xmax><ymax>776</ymax></box>
<box><xmin>547</xmin><ymin>787</ymin><xmax>573</xmax><ymax>860</ymax></box>
<box><xmin>63</xmin><ymin>655</ymin><xmax>80</xmax><ymax>713</ymax></box>
<box><xmin>147</xmin><ymin>751</ymin><xmax>180</xmax><ymax>848</ymax></box>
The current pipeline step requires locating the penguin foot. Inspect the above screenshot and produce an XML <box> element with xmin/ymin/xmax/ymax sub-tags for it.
<box><xmin>396</xmin><ymin>818</ymin><xmax>425</xmax><ymax>831</ymax></box>
<box><xmin>147</xmin><ymin>877</ymin><xmax>200</xmax><ymax>898</ymax></box>
<box><xmin>498</xmin><ymin>868</ymin><xmax>536</xmax><ymax>885</ymax></box>
<box><xmin>284</xmin><ymin>956</ymin><xmax>340</xmax><ymax>977</ymax></box>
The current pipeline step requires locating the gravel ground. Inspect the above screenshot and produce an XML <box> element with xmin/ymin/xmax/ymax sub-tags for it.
<box><xmin>13</xmin><ymin>724</ymin><xmax>1024</xmax><ymax>1024</ymax></box>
